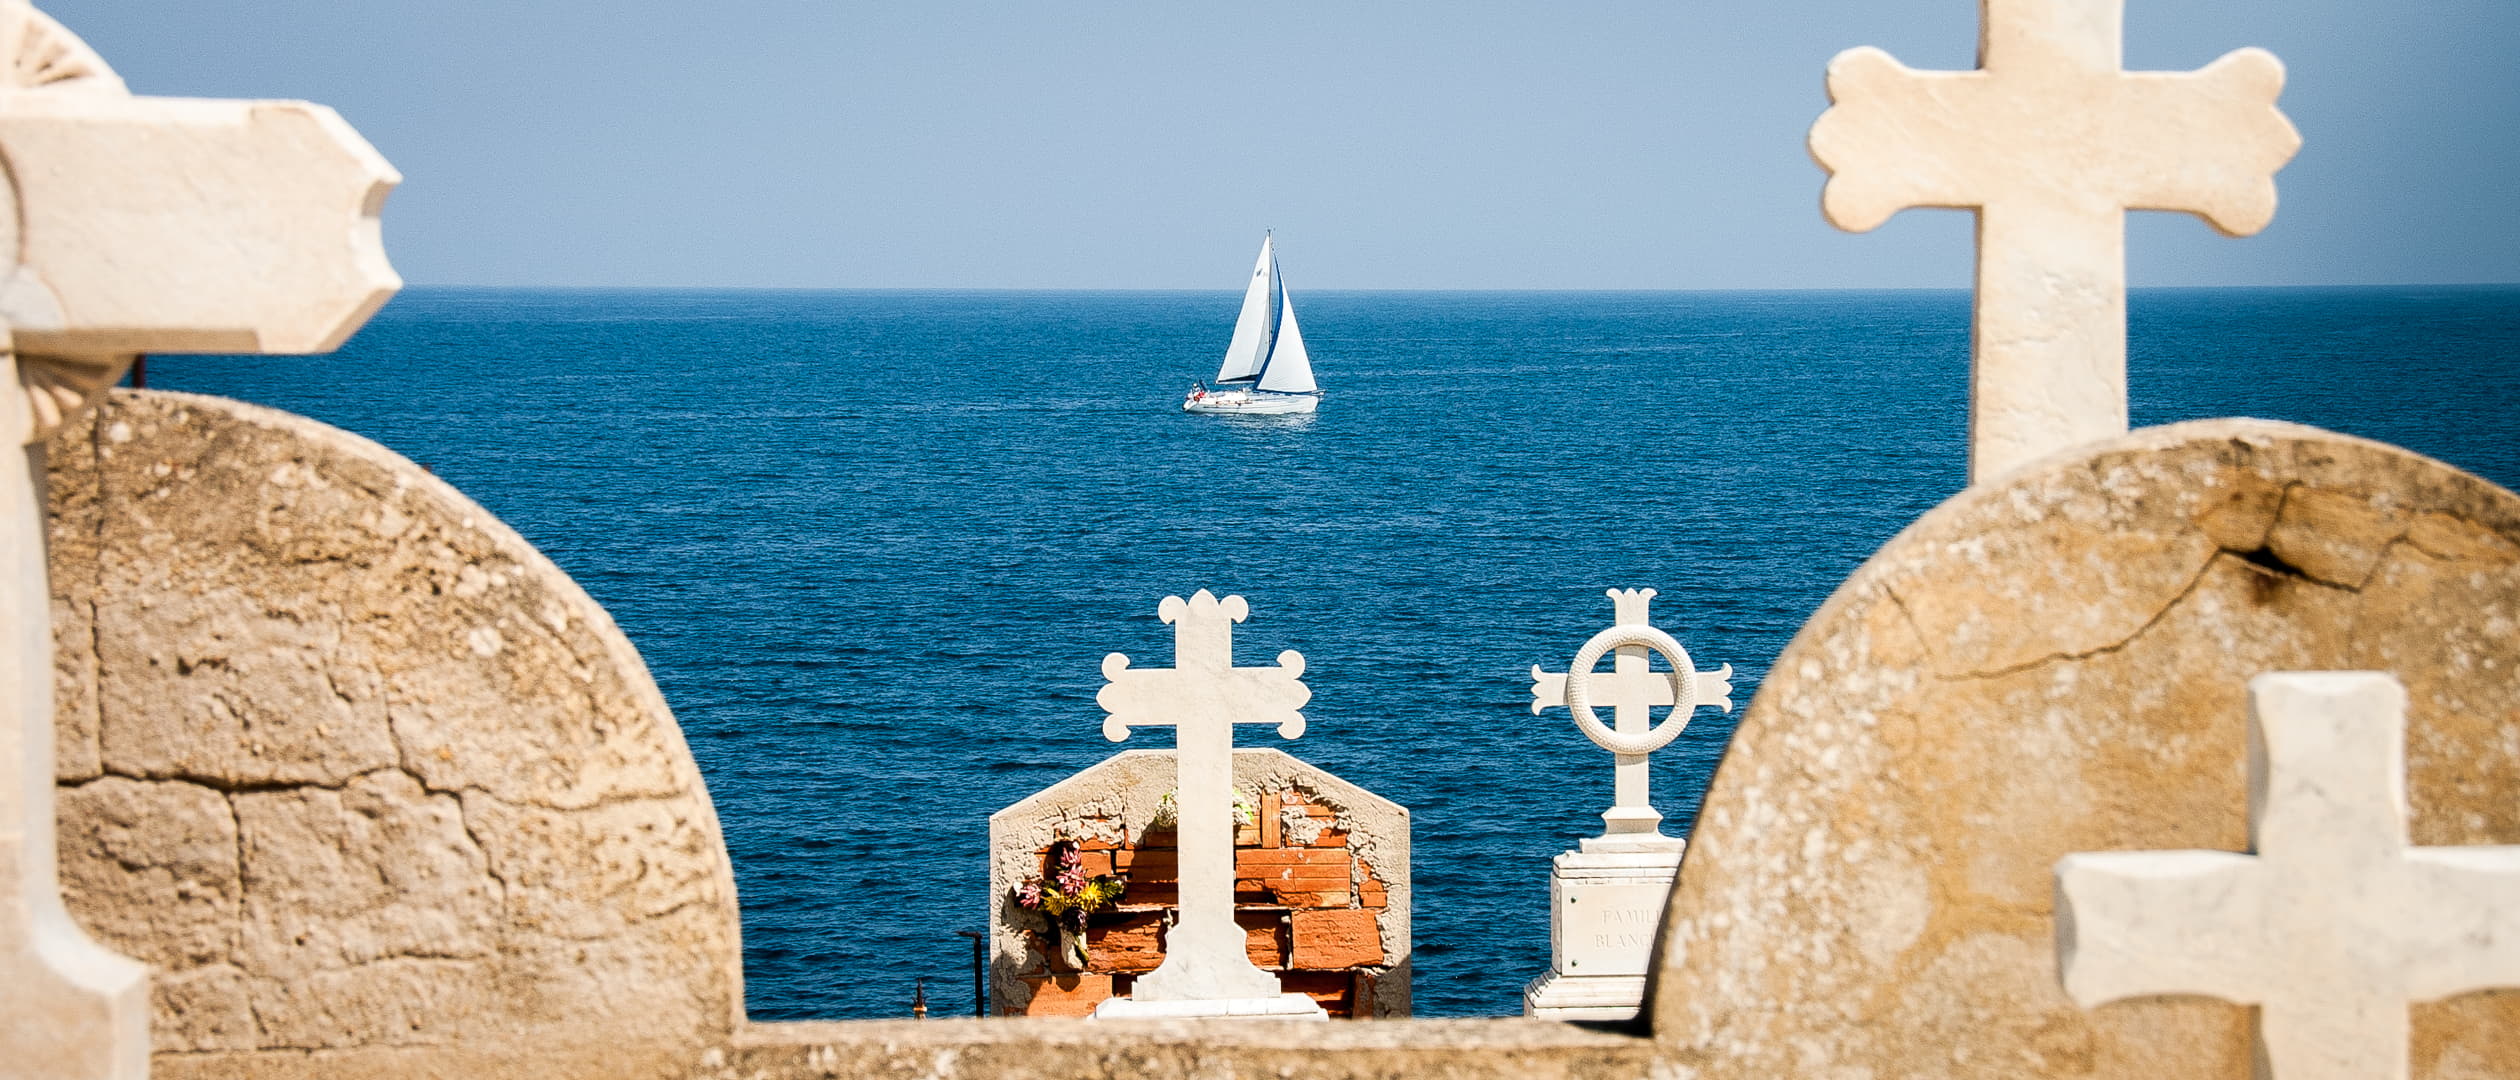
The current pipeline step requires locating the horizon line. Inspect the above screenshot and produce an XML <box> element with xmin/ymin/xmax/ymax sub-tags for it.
<box><xmin>387</xmin><ymin>281</ymin><xmax>2520</xmax><ymax>294</ymax></box>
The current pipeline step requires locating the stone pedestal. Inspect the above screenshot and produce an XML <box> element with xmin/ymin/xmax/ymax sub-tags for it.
<box><xmin>1089</xmin><ymin>993</ymin><xmax>1328</xmax><ymax>1021</ymax></box>
<box><xmin>1523</xmin><ymin>836</ymin><xmax>1684</xmax><ymax>1021</ymax></box>
<box><xmin>1523</xmin><ymin>589</ymin><xmax>1723</xmax><ymax>1022</ymax></box>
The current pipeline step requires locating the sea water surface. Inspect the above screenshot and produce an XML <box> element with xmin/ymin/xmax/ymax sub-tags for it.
<box><xmin>154</xmin><ymin>286</ymin><xmax>2520</xmax><ymax>1018</ymax></box>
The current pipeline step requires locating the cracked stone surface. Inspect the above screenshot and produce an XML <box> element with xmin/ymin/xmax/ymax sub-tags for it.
<box><xmin>46</xmin><ymin>390</ymin><xmax>742</xmax><ymax>1078</ymax></box>
<box><xmin>1651</xmin><ymin>418</ymin><xmax>2520</xmax><ymax>1078</ymax></box>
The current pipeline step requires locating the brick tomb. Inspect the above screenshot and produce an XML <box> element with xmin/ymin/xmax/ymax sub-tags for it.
<box><xmin>987</xmin><ymin>749</ymin><xmax>1409</xmax><ymax>1018</ymax></box>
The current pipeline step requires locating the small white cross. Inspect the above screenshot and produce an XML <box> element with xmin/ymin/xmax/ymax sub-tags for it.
<box><xmin>1810</xmin><ymin>0</ymin><xmax>2300</xmax><ymax>483</ymax></box>
<box><xmin>1097</xmin><ymin>589</ymin><xmax>1307</xmax><ymax>1002</ymax></box>
<box><xmin>1529</xmin><ymin>589</ymin><xmax>1732</xmax><ymax>841</ymax></box>
<box><xmin>2055</xmin><ymin>672</ymin><xmax>2520</xmax><ymax>1080</ymax></box>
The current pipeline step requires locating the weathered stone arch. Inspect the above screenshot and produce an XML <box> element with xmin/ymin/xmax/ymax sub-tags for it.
<box><xmin>49</xmin><ymin>389</ymin><xmax>742</xmax><ymax>1079</ymax></box>
<box><xmin>1654</xmin><ymin>418</ymin><xmax>2520</xmax><ymax>1078</ymax></box>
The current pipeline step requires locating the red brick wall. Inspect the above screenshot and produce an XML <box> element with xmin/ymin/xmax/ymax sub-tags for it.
<box><xmin>1007</xmin><ymin>786</ymin><xmax>1395</xmax><ymax>1018</ymax></box>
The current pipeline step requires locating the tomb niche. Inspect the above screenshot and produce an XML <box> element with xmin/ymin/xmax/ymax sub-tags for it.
<box><xmin>987</xmin><ymin>748</ymin><xmax>1410</xmax><ymax>1018</ymax></box>
<box><xmin>987</xmin><ymin>589</ymin><xmax>1410</xmax><ymax>1021</ymax></box>
<box><xmin>49</xmin><ymin>391</ymin><xmax>745</xmax><ymax>1078</ymax></box>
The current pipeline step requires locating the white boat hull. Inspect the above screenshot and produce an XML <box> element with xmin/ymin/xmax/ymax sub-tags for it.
<box><xmin>1184</xmin><ymin>389</ymin><xmax>1321</xmax><ymax>415</ymax></box>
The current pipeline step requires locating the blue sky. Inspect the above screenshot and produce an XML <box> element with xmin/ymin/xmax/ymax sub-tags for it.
<box><xmin>47</xmin><ymin>1</ymin><xmax>2520</xmax><ymax>289</ymax></box>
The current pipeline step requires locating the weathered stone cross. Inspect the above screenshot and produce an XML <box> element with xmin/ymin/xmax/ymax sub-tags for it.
<box><xmin>2055</xmin><ymin>672</ymin><xmax>2520</xmax><ymax>1080</ymax></box>
<box><xmin>0</xmin><ymin>6</ymin><xmax>397</xmax><ymax>1075</ymax></box>
<box><xmin>1098</xmin><ymin>589</ymin><xmax>1309</xmax><ymax>1003</ymax></box>
<box><xmin>1529</xmin><ymin>589</ymin><xmax>1731</xmax><ymax>843</ymax></box>
<box><xmin>1810</xmin><ymin>0</ymin><xmax>2300</xmax><ymax>484</ymax></box>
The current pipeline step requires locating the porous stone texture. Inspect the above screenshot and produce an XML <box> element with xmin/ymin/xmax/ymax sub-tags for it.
<box><xmin>46</xmin><ymin>390</ymin><xmax>742</xmax><ymax>1079</ymax></box>
<box><xmin>1652</xmin><ymin>418</ymin><xmax>2520</xmax><ymax>1078</ymax></box>
<box><xmin>989</xmin><ymin>748</ymin><xmax>1410</xmax><ymax>1018</ymax></box>
<box><xmin>710</xmin><ymin>1019</ymin><xmax>1653</xmax><ymax>1079</ymax></box>
<box><xmin>1</xmin><ymin>5</ymin><xmax>404</xmax><ymax>1075</ymax></box>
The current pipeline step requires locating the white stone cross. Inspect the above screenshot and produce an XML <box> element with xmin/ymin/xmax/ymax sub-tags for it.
<box><xmin>1809</xmin><ymin>0</ymin><xmax>2300</xmax><ymax>484</ymax></box>
<box><xmin>0</xmin><ymin>6</ymin><xmax>397</xmax><ymax>1076</ymax></box>
<box><xmin>1529</xmin><ymin>589</ymin><xmax>1732</xmax><ymax>843</ymax></box>
<box><xmin>1097</xmin><ymin>589</ymin><xmax>1309</xmax><ymax>1003</ymax></box>
<box><xmin>2055</xmin><ymin>672</ymin><xmax>2520</xmax><ymax>1080</ymax></box>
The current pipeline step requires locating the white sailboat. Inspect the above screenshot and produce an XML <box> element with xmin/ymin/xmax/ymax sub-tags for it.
<box><xmin>1184</xmin><ymin>233</ymin><xmax>1322</xmax><ymax>414</ymax></box>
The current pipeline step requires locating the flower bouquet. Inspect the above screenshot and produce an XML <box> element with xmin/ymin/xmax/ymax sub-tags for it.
<box><xmin>1013</xmin><ymin>839</ymin><xmax>1126</xmax><ymax>971</ymax></box>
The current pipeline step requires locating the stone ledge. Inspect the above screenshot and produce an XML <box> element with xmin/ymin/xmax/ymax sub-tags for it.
<box><xmin>716</xmin><ymin>1018</ymin><xmax>1655</xmax><ymax>1079</ymax></box>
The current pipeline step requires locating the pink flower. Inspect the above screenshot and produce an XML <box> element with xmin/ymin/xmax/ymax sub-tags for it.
<box><xmin>1015</xmin><ymin>881</ymin><xmax>1042</xmax><ymax>909</ymax></box>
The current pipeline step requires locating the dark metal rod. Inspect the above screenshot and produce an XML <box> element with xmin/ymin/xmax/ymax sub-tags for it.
<box><xmin>956</xmin><ymin>930</ymin><xmax>986</xmax><ymax>1017</ymax></box>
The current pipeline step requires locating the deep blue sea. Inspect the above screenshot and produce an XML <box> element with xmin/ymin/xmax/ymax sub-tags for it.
<box><xmin>154</xmin><ymin>286</ymin><xmax>2520</xmax><ymax>1019</ymax></box>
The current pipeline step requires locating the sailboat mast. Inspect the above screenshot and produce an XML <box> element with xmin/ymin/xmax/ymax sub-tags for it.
<box><xmin>1252</xmin><ymin>238</ymin><xmax>1285</xmax><ymax>385</ymax></box>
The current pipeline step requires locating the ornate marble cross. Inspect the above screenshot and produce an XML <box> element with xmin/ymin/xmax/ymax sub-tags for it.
<box><xmin>1098</xmin><ymin>589</ymin><xmax>1309</xmax><ymax>1003</ymax></box>
<box><xmin>2055</xmin><ymin>672</ymin><xmax>2520</xmax><ymax>1080</ymax></box>
<box><xmin>1810</xmin><ymin>0</ymin><xmax>2300</xmax><ymax>484</ymax></box>
<box><xmin>1529</xmin><ymin>589</ymin><xmax>1732</xmax><ymax>844</ymax></box>
<box><xmin>0</xmin><ymin>6</ymin><xmax>397</xmax><ymax>1075</ymax></box>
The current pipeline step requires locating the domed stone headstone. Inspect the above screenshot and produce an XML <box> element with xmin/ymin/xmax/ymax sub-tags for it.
<box><xmin>1652</xmin><ymin>419</ymin><xmax>2520</xmax><ymax>1078</ymax></box>
<box><xmin>48</xmin><ymin>391</ymin><xmax>744</xmax><ymax>1077</ymax></box>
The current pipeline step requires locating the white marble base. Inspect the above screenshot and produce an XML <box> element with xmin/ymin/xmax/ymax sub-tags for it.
<box><xmin>1524</xmin><ymin>837</ymin><xmax>1683</xmax><ymax>1019</ymax></box>
<box><xmin>1522</xmin><ymin>972</ymin><xmax>1650</xmax><ymax>1021</ymax></box>
<box><xmin>1577</xmin><ymin>832</ymin><xmax>1687</xmax><ymax>856</ymax></box>
<box><xmin>1088</xmin><ymin>992</ymin><xmax>1329</xmax><ymax>1021</ymax></box>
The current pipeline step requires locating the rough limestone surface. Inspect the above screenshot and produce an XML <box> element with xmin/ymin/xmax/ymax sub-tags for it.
<box><xmin>1651</xmin><ymin>418</ymin><xmax>2520</xmax><ymax>1079</ymax></box>
<box><xmin>47</xmin><ymin>389</ymin><xmax>742</xmax><ymax>1079</ymax></box>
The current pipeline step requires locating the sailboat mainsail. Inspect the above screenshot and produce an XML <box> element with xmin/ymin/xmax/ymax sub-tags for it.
<box><xmin>1214</xmin><ymin>236</ymin><xmax>1281</xmax><ymax>385</ymax></box>
<box><xmin>1185</xmin><ymin>233</ymin><xmax>1323</xmax><ymax>415</ymax></box>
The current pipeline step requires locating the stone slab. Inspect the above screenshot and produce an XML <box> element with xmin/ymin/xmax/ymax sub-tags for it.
<box><xmin>1090</xmin><ymin>992</ymin><xmax>1328</xmax><ymax>1021</ymax></box>
<box><xmin>1551</xmin><ymin>849</ymin><xmax>1683</xmax><ymax>980</ymax></box>
<box><xmin>1528</xmin><ymin>846</ymin><xmax>1681</xmax><ymax>1020</ymax></box>
<box><xmin>1523</xmin><ymin>973</ymin><xmax>1651</xmax><ymax>1022</ymax></box>
<box><xmin>713</xmin><ymin>1019</ymin><xmax>1654</xmax><ymax>1079</ymax></box>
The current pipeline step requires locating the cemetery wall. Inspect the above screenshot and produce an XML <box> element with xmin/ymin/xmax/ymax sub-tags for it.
<box><xmin>989</xmin><ymin>749</ymin><xmax>1410</xmax><ymax>1018</ymax></box>
<box><xmin>36</xmin><ymin>403</ymin><xmax>2520</xmax><ymax>1079</ymax></box>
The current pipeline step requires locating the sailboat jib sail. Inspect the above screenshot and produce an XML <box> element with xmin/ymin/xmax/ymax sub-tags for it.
<box><xmin>1253</xmin><ymin>293</ymin><xmax>1314</xmax><ymax>394</ymax></box>
<box><xmin>1186</xmin><ymin>233</ymin><xmax>1323</xmax><ymax>415</ymax></box>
